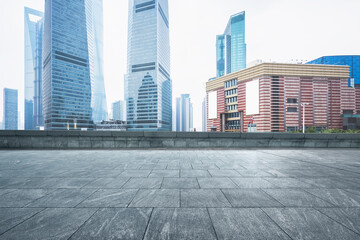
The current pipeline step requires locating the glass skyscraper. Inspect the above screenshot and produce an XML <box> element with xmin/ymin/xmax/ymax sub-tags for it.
<box><xmin>176</xmin><ymin>94</ymin><xmax>193</xmax><ymax>132</ymax></box>
<box><xmin>43</xmin><ymin>0</ymin><xmax>92</xmax><ymax>130</ymax></box>
<box><xmin>307</xmin><ymin>55</ymin><xmax>360</xmax><ymax>88</ymax></box>
<box><xmin>3</xmin><ymin>88</ymin><xmax>18</xmax><ymax>130</ymax></box>
<box><xmin>86</xmin><ymin>0</ymin><xmax>108</xmax><ymax>123</ymax></box>
<box><xmin>216</xmin><ymin>11</ymin><xmax>246</xmax><ymax>77</ymax></box>
<box><xmin>43</xmin><ymin>0</ymin><xmax>107</xmax><ymax>130</ymax></box>
<box><xmin>24</xmin><ymin>7</ymin><xmax>43</xmax><ymax>129</ymax></box>
<box><xmin>125</xmin><ymin>0</ymin><xmax>172</xmax><ymax>131</ymax></box>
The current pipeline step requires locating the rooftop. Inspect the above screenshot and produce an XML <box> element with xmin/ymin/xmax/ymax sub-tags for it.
<box><xmin>0</xmin><ymin>149</ymin><xmax>360</xmax><ymax>239</ymax></box>
<box><xmin>206</xmin><ymin>62</ymin><xmax>350</xmax><ymax>91</ymax></box>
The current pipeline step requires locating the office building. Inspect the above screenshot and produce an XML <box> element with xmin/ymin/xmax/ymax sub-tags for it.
<box><xmin>202</xmin><ymin>97</ymin><xmax>207</xmax><ymax>132</ymax></box>
<box><xmin>112</xmin><ymin>100</ymin><xmax>125</xmax><ymax>121</ymax></box>
<box><xmin>125</xmin><ymin>0</ymin><xmax>172</xmax><ymax>131</ymax></box>
<box><xmin>206</xmin><ymin>63</ymin><xmax>360</xmax><ymax>132</ymax></box>
<box><xmin>216</xmin><ymin>11</ymin><xmax>246</xmax><ymax>77</ymax></box>
<box><xmin>3</xmin><ymin>88</ymin><xmax>18</xmax><ymax>130</ymax></box>
<box><xmin>43</xmin><ymin>0</ymin><xmax>106</xmax><ymax>130</ymax></box>
<box><xmin>307</xmin><ymin>55</ymin><xmax>360</xmax><ymax>88</ymax></box>
<box><xmin>176</xmin><ymin>94</ymin><xmax>193</xmax><ymax>132</ymax></box>
<box><xmin>24</xmin><ymin>7</ymin><xmax>43</xmax><ymax>129</ymax></box>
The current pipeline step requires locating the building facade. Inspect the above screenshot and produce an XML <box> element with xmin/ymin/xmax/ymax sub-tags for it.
<box><xmin>307</xmin><ymin>55</ymin><xmax>360</xmax><ymax>88</ymax></box>
<box><xmin>216</xmin><ymin>11</ymin><xmax>246</xmax><ymax>77</ymax></box>
<box><xmin>3</xmin><ymin>89</ymin><xmax>18</xmax><ymax>130</ymax></box>
<box><xmin>206</xmin><ymin>63</ymin><xmax>360</xmax><ymax>132</ymax></box>
<box><xmin>202</xmin><ymin>97</ymin><xmax>207</xmax><ymax>132</ymax></box>
<box><xmin>24</xmin><ymin>7</ymin><xmax>43</xmax><ymax>130</ymax></box>
<box><xmin>125</xmin><ymin>0</ymin><xmax>172</xmax><ymax>131</ymax></box>
<box><xmin>112</xmin><ymin>100</ymin><xmax>125</xmax><ymax>121</ymax></box>
<box><xmin>176</xmin><ymin>94</ymin><xmax>193</xmax><ymax>132</ymax></box>
<box><xmin>43</xmin><ymin>0</ymin><xmax>106</xmax><ymax>130</ymax></box>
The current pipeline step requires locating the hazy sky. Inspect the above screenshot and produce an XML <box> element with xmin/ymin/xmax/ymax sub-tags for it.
<box><xmin>1</xmin><ymin>0</ymin><xmax>359</xmax><ymax>130</ymax></box>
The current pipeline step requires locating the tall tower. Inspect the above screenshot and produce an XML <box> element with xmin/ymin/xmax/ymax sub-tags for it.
<box><xmin>86</xmin><ymin>0</ymin><xmax>108</xmax><ymax>123</ymax></box>
<box><xmin>216</xmin><ymin>11</ymin><xmax>246</xmax><ymax>77</ymax></box>
<box><xmin>3</xmin><ymin>89</ymin><xmax>18</xmax><ymax>130</ymax></box>
<box><xmin>24</xmin><ymin>7</ymin><xmax>43</xmax><ymax>129</ymax></box>
<box><xmin>43</xmin><ymin>0</ymin><xmax>93</xmax><ymax>130</ymax></box>
<box><xmin>125</xmin><ymin>0</ymin><xmax>172</xmax><ymax>131</ymax></box>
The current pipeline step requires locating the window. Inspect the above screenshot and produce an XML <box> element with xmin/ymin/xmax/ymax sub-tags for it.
<box><xmin>224</xmin><ymin>79</ymin><xmax>238</xmax><ymax>88</ymax></box>
<box><xmin>287</xmin><ymin>127</ymin><xmax>297</xmax><ymax>132</ymax></box>
<box><xmin>343</xmin><ymin>110</ymin><xmax>354</xmax><ymax>115</ymax></box>
<box><xmin>287</xmin><ymin>107</ymin><xmax>297</xmax><ymax>112</ymax></box>
<box><xmin>287</xmin><ymin>98</ymin><xmax>297</xmax><ymax>104</ymax></box>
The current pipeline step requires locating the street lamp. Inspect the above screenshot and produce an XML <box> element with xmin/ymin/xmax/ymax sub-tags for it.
<box><xmin>301</xmin><ymin>103</ymin><xmax>309</xmax><ymax>133</ymax></box>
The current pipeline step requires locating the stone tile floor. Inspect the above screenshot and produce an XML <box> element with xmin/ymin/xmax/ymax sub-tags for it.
<box><xmin>0</xmin><ymin>149</ymin><xmax>359</xmax><ymax>239</ymax></box>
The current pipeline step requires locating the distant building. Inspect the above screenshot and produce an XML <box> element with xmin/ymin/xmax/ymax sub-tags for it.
<box><xmin>307</xmin><ymin>55</ymin><xmax>360</xmax><ymax>88</ymax></box>
<box><xmin>3</xmin><ymin>88</ymin><xmax>18</xmax><ymax>130</ymax></box>
<box><xmin>125</xmin><ymin>0</ymin><xmax>172</xmax><ymax>131</ymax></box>
<box><xmin>216</xmin><ymin>11</ymin><xmax>246</xmax><ymax>77</ymax></box>
<box><xmin>95</xmin><ymin>120</ymin><xmax>127</xmax><ymax>131</ymax></box>
<box><xmin>24</xmin><ymin>7</ymin><xmax>43</xmax><ymax>130</ymax></box>
<box><xmin>202</xmin><ymin>97</ymin><xmax>207</xmax><ymax>132</ymax></box>
<box><xmin>176</xmin><ymin>94</ymin><xmax>193</xmax><ymax>132</ymax></box>
<box><xmin>112</xmin><ymin>100</ymin><xmax>125</xmax><ymax>121</ymax></box>
<box><xmin>206</xmin><ymin>63</ymin><xmax>360</xmax><ymax>132</ymax></box>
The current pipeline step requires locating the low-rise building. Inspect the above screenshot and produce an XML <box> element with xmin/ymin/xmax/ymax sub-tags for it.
<box><xmin>206</xmin><ymin>63</ymin><xmax>360</xmax><ymax>132</ymax></box>
<box><xmin>95</xmin><ymin>120</ymin><xmax>128</xmax><ymax>131</ymax></box>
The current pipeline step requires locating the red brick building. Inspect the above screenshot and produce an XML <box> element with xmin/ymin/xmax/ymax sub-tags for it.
<box><xmin>206</xmin><ymin>63</ymin><xmax>360</xmax><ymax>132</ymax></box>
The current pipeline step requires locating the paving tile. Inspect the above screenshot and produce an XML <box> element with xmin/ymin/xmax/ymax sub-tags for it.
<box><xmin>50</xmin><ymin>178</ymin><xmax>96</xmax><ymax>188</ymax></box>
<box><xmin>317</xmin><ymin>208</ymin><xmax>360</xmax><ymax>234</ymax></box>
<box><xmin>264</xmin><ymin>177</ymin><xmax>315</xmax><ymax>188</ymax></box>
<box><xmin>0</xmin><ymin>189</ymin><xmax>54</xmax><ymax>207</ymax></box>
<box><xmin>264</xmin><ymin>208</ymin><xmax>360</xmax><ymax>240</ymax></box>
<box><xmin>140</xmin><ymin>164</ymin><xmax>167</xmax><ymax>170</ymax></box>
<box><xmin>197</xmin><ymin>178</ymin><xmax>238</xmax><ymax>188</ymax></box>
<box><xmin>208</xmin><ymin>208</ymin><xmax>290</xmax><ymax>240</ymax></box>
<box><xmin>78</xmin><ymin>189</ymin><xmax>137</xmax><ymax>207</ymax></box>
<box><xmin>122</xmin><ymin>178</ymin><xmax>163</xmax><ymax>189</ymax></box>
<box><xmin>231</xmin><ymin>178</ymin><xmax>277</xmax><ymax>188</ymax></box>
<box><xmin>191</xmin><ymin>164</ymin><xmax>219</xmax><ymax>170</ymax></box>
<box><xmin>299</xmin><ymin>177</ymin><xmax>360</xmax><ymax>189</ymax></box>
<box><xmin>118</xmin><ymin>170</ymin><xmax>151</xmax><ymax>178</ymax></box>
<box><xmin>148</xmin><ymin>170</ymin><xmax>179</xmax><ymax>178</ymax></box>
<box><xmin>181</xmin><ymin>189</ymin><xmax>231</xmax><ymax>207</ymax></box>
<box><xmin>144</xmin><ymin>208</ymin><xmax>217</xmax><ymax>240</ymax></box>
<box><xmin>222</xmin><ymin>189</ymin><xmax>283</xmax><ymax>207</ymax></box>
<box><xmin>129</xmin><ymin>189</ymin><xmax>180</xmax><ymax>207</ymax></box>
<box><xmin>237</xmin><ymin>169</ymin><xmax>274</xmax><ymax>177</ymax></box>
<box><xmin>161</xmin><ymin>178</ymin><xmax>199</xmax><ymax>189</ymax></box>
<box><xmin>181</xmin><ymin>170</ymin><xmax>211</xmax><ymax>177</ymax></box>
<box><xmin>208</xmin><ymin>170</ymin><xmax>242</xmax><ymax>177</ymax></box>
<box><xmin>263</xmin><ymin>189</ymin><xmax>333</xmax><ymax>207</ymax></box>
<box><xmin>306</xmin><ymin>189</ymin><xmax>360</xmax><ymax>207</ymax></box>
<box><xmin>0</xmin><ymin>208</ymin><xmax>97</xmax><ymax>240</ymax></box>
<box><xmin>26</xmin><ymin>189</ymin><xmax>96</xmax><ymax>207</ymax></box>
<box><xmin>0</xmin><ymin>208</ymin><xmax>43</xmax><ymax>235</ymax></box>
<box><xmin>0</xmin><ymin>177</ymin><xmax>59</xmax><ymax>189</ymax></box>
<box><xmin>71</xmin><ymin>208</ymin><xmax>152</xmax><ymax>240</ymax></box>
<box><xmin>81</xmin><ymin>177</ymin><xmax>129</xmax><ymax>189</ymax></box>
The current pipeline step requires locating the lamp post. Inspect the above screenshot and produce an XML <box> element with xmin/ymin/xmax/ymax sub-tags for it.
<box><xmin>301</xmin><ymin>103</ymin><xmax>309</xmax><ymax>133</ymax></box>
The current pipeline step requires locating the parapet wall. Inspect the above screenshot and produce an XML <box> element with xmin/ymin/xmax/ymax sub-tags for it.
<box><xmin>0</xmin><ymin>131</ymin><xmax>359</xmax><ymax>149</ymax></box>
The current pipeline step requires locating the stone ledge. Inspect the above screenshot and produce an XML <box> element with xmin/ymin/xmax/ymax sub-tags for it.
<box><xmin>0</xmin><ymin>131</ymin><xmax>359</xmax><ymax>149</ymax></box>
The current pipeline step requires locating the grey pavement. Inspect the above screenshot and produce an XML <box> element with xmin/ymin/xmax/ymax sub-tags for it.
<box><xmin>0</xmin><ymin>149</ymin><xmax>360</xmax><ymax>239</ymax></box>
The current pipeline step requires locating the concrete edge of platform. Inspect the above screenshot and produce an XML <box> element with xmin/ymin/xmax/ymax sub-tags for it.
<box><xmin>0</xmin><ymin>131</ymin><xmax>359</xmax><ymax>149</ymax></box>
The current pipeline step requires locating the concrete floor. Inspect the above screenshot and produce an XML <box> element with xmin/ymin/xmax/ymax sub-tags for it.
<box><xmin>0</xmin><ymin>149</ymin><xmax>360</xmax><ymax>240</ymax></box>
